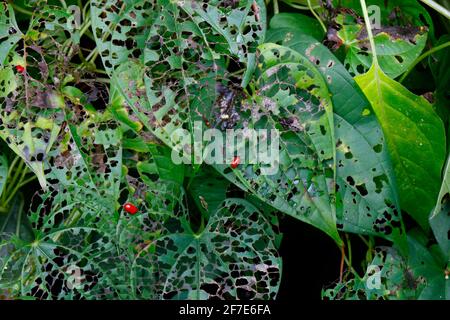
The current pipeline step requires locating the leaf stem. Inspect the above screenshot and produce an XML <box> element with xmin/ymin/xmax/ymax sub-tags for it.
<box><xmin>359</xmin><ymin>0</ymin><xmax>379</xmax><ymax>67</ymax></box>
<box><xmin>3</xmin><ymin>165</ymin><xmax>27</xmax><ymax>208</ymax></box>
<box><xmin>10</xmin><ymin>3</ymin><xmax>33</xmax><ymax>16</ymax></box>
<box><xmin>308</xmin><ymin>0</ymin><xmax>327</xmax><ymax>33</ymax></box>
<box><xmin>420</xmin><ymin>0</ymin><xmax>450</xmax><ymax>20</ymax></box>
<box><xmin>399</xmin><ymin>41</ymin><xmax>450</xmax><ymax>83</ymax></box>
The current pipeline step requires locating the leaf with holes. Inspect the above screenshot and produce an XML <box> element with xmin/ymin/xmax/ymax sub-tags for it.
<box><xmin>139</xmin><ymin>198</ymin><xmax>281</xmax><ymax>300</ymax></box>
<box><xmin>330</xmin><ymin>11</ymin><xmax>428</xmax><ymax>79</ymax></box>
<box><xmin>212</xmin><ymin>43</ymin><xmax>341</xmax><ymax>245</ymax></box>
<box><xmin>0</xmin><ymin>3</ymin><xmax>23</xmax><ymax>67</ymax></box>
<box><xmin>90</xmin><ymin>0</ymin><xmax>158</xmax><ymax>76</ymax></box>
<box><xmin>265</xmin><ymin>29</ymin><xmax>404</xmax><ymax>244</ymax></box>
<box><xmin>269</xmin><ymin>13</ymin><xmax>325</xmax><ymax>41</ymax></box>
<box><xmin>112</xmin><ymin>0</ymin><xmax>266</xmax><ymax>152</ymax></box>
<box><xmin>338</xmin><ymin>0</ymin><xmax>435</xmax><ymax>39</ymax></box>
<box><xmin>355</xmin><ymin>64</ymin><xmax>446</xmax><ymax>230</ymax></box>
<box><xmin>0</xmin><ymin>2</ymin><xmax>87</xmax><ymax>189</ymax></box>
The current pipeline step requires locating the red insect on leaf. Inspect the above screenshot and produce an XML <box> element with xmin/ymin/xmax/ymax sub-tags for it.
<box><xmin>123</xmin><ymin>203</ymin><xmax>139</xmax><ymax>215</ymax></box>
<box><xmin>15</xmin><ymin>65</ymin><xmax>25</xmax><ymax>73</ymax></box>
<box><xmin>231</xmin><ymin>156</ymin><xmax>240</xmax><ymax>169</ymax></box>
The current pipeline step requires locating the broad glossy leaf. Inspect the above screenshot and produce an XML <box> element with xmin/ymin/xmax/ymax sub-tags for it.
<box><xmin>266</xmin><ymin>30</ymin><xmax>404</xmax><ymax>243</ymax></box>
<box><xmin>214</xmin><ymin>43</ymin><xmax>341</xmax><ymax>245</ymax></box>
<box><xmin>138</xmin><ymin>199</ymin><xmax>281</xmax><ymax>300</ymax></box>
<box><xmin>355</xmin><ymin>64</ymin><xmax>445</xmax><ymax>230</ymax></box>
<box><xmin>269</xmin><ymin>13</ymin><xmax>325</xmax><ymax>41</ymax></box>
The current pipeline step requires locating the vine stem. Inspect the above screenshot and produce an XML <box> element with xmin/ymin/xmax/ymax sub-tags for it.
<box><xmin>285</xmin><ymin>3</ymin><xmax>321</xmax><ymax>10</ymax></box>
<box><xmin>10</xmin><ymin>3</ymin><xmax>33</xmax><ymax>16</ymax></box>
<box><xmin>15</xmin><ymin>195</ymin><xmax>24</xmax><ymax>236</ymax></box>
<box><xmin>359</xmin><ymin>0</ymin><xmax>378</xmax><ymax>67</ymax></box>
<box><xmin>420</xmin><ymin>0</ymin><xmax>450</xmax><ymax>20</ymax></box>
<box><xmin>339</xmin><ymin>244</ymin><xmax>345</xmax><ymax>282</ymax></box>
<box><xmin>273</xmin><ymin>0</ymin><xmax>279</xmax><ymax>14</ymax></box>
<box><xmin>308</xmin><ymin>0</ymin><xmax>327</xmax><ymax>33</ymax></box>
<box><xmin>399</xmin><ymin>41</ymin><xmax>450</xmax><ymax>83</ymax></box>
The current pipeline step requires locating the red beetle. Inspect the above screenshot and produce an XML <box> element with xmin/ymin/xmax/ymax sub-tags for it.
<box><xmin>123</xmin><ymin>203</ymin><xmax>139</xmax><ymax>215</ymax></box>
<box><xmin>230</xmin><ymin>156</ymin><xmax>240</xmax><ymax>169</ymax></box>
<box><xmin>15</xmin><ymin>65</ymin><xmax>25</xmax><ymax>73</ymax></box>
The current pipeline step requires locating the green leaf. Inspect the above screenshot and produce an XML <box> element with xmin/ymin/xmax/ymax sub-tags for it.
<box><xmin>266</xmin><ymin>30</ymin><xmax>404</xmax><ymax>243</ymax></box>
<box><xmin>330</xmin><ymin>11</ymin><xmax>428</xmax><ymax>78</ymax></box>
<box><xmin>355</xmin><ymin>64</ymin><xmax>446</xmax><ymax>230</ymax></box>
<box><xmin>430</xmin><ymin>154</ymin><xmax>450</xmax><ymax>258</ymax></box>
<box><xmin>323</xmin><ymin>233</ymin><xmax>449</xmax><ymax>300</ymax></box>
<box><xmin>112</xmin><ymin>0</ymin><xmax>266</xmax><ymax>150</ymax></box>
<box><xmin>338</xmin><ymin>0</ymin><xmax>435</xmax><ymax>40</ymax></box>
<box><xmin>144</xmin><ymin>198</ymin><xmax>281</xmax><ymax>300</ymax></box>
<box><xmin>215</xmin><ymin>43</ymin><xmax>342</xmax><ymax>245</ymax></box>
<box><xmin>0</xmin><ymin>3</ymin><xmax>22</xmax><ymax>67</ymax></box>
<box><xmin>147</xmin><ymin>145</ymin><xmax>184</xmax><ymax>186</ymax></box>
<box><xmin>188</xmin><ymin>165</ymin><xmax>230</xmax><ymax>219</ymax></box>
<box><xmin>0</xmin><ymin>2</ymin><xmax>85</xmax><ymax>190</ymax></box>
<box><xmin>269</xmin><ymin>13</ymin><xmax>325</xmax><ymax>41</ymax></box>
<box><xmin>90</xmin><ymin>0</ymin><xmax>158</xmax><ymax>76</ymax></box>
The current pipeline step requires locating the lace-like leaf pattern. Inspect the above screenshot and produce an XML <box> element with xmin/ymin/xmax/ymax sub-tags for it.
<box><xmin>135</xmin><ymin>198</ymin><xmax>281</xmax><ymax>300</ymax></box>
<box><xmin>0</xmin><ymin>2</ymin><xmax>84</xmax><ymax>189</ymax></box>
<box><xmin>215</xmin><ymin>43</ymin><xmax>341</xmax><ymax>245</ymax></box>
<box><xmin>112</xmin><ymin>0</ymin><xmax>266</xmax><ymax>149</ymax></box>
<box><xmin>90</xmin><ymin>0</ymin><xmax>158</xmax><ymax>75</ymax></box>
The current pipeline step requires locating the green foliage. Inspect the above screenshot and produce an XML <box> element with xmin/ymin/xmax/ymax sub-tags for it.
<box><xmin>0</xmin><ymin>0</ymin><xmax>449</xmax><ymax>300</ymax></box>
<box><xmin>331</xmin><ymin>11</ymin><xmax>428</xmax><ymax>78</ymax></box>
<box><xmin>266</xmin><ymin>25</ymin><xmax>404</xmax><ymax>244</ymax></box>
<box><xmin>355</xmin><ymin>64</ymin><xmax>446</xmax><ymax>230</ymax></box>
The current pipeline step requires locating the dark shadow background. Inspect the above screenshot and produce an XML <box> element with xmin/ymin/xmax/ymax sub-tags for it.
<box><xmin>277</xmin><ymin>215</ymin><xmax>341</xmax><ymax>300</ymax></box>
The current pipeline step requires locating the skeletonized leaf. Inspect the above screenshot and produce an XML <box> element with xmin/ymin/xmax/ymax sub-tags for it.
<box><xmin>139</xmin><ymin>198</ymin><xmax>281</xmax><ymax>300</ymax></box>
<box><xmin>215</xmin><ymin>43</ymin><xmax>341</xmax><ymax>245</ymax></box>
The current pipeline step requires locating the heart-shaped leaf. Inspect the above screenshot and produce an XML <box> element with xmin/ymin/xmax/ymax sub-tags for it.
<box><xmin>266</xmin><ymin>28</ymin><xmax>404</xmax><ymax>243</ymax></box>
<box><xmin>136</xmin><ymin>198</ymin><xmax>281</xmax><ymax>300</ymax></box>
